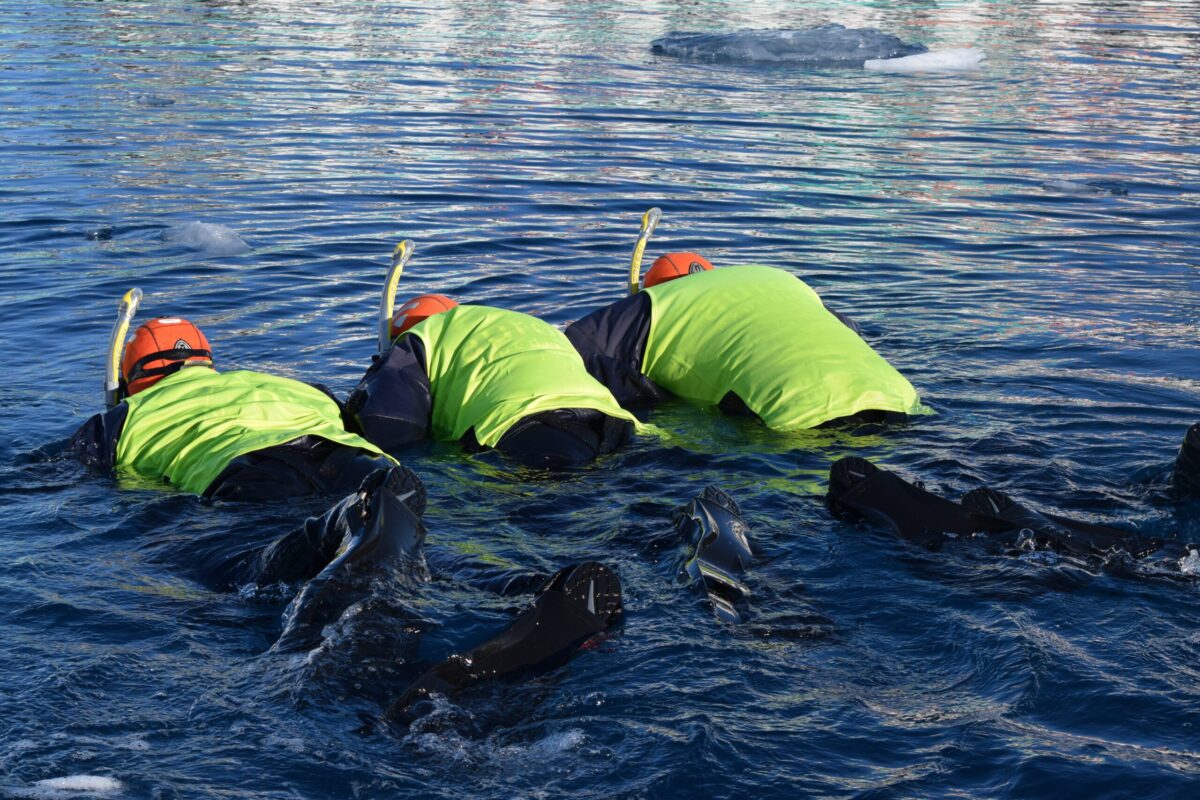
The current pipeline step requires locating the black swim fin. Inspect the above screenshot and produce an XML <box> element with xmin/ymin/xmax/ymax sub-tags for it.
<box><xmin>960</xmin><ymin>487</ymin><xmax>1161</xmax><ymax>559</ymax></box>
<box><xmin>1172</xmin><ymin>423</ymin><xmax>1200</xmax><ymax>497</ymax></box>
<box><xmin>274</xmin><ymin>466</ymin><xmax>428</xmax><ymax>652</ymax></box>
<box><xmin>827</xmin><ymin>457</ymin><xmax>1011</xmax><ymax>547</ymax></box>
<box><xmin>675</xmin><ymin>486</ymin><xmax>753</xmax><ymax>623</ymax></box>
<box><xmin>386</xmin><ymin>561</ymin><xmax>621</xmax><ymax>721</ymax></box>
<box><xmin>252</xmin><ymin>464</ymin><xmax>425</xmax><ymax>587</ymax></box>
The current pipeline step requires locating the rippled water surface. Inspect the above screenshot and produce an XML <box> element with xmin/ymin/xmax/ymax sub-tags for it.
<box><xmin>2</xmin><ymin>1</ymin><xmax>1199</xmax><ymax>797</ymax></box>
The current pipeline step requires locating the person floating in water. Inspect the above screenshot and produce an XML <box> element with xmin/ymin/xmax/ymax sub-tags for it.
<box><xmin>826</xmin><ymin>424</ymin><xmax>1200</xmax><ymax>566</ymax></box>
<box><xmin>68</xmin><ymin>289</ymin><xmax>403</xmax><ymax>501</ymax></box>
<box><xmin>65</xmin><ymin>288</ymin><xmax>437</xmax><ymax>594</ymax></box>
<box><xmin>564</xmin><ymin>209</ymin><xmax>923</xmax><ymax>430</ymax></box>
<box><xmin>66</xmin><ymin>290</ymin><xmax>623</xmax><ymax>711</ymax></box>
<box><xmin>344</xmin><ymin>241</ymin><xmax>643</xmax><ymax>468</ymax></box>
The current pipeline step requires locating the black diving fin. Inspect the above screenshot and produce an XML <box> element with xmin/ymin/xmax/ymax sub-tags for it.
<box><xmin>675</xmin><ymin>485</ymin><xmax>754</xmax><ymax>623</ymax></box>
<box><xmin>1173</xmin><ymin>423</ymin><xmax>1200</xmax><ymax>498</ymax></box>
<box><xmin>827</xmin><ymin>457</ymin><xmax>1012</xmax><ymax>547</ymax></box>
<box><xmin>274</xmin><ymin>466</ymin><xmax>428</xmax><ymax>653</ymax></box>
<box><xmin>960</xmin><ymin>487</ymin><xmax>1162</xmax><ymax>559</ymax></box>
<box><xmin>385</xmin><ymin>561</ymin><xmax>622</xmax><ymax>722</ymax></box>
<box><xmin>825</xmin><ymin>456</ymin><xmax>1162</xmax><ymax>561</ymax></box>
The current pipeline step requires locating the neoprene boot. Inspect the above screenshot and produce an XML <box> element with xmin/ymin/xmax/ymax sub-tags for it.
<box><xmin>387</xmin><ymin>561</ymin><xmax>621</xmax><ymax>720</ymax></box>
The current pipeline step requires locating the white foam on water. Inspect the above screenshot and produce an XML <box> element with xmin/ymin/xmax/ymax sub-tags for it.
<box><xmin>264</xmin><ymin>734</ymin><xmax>306</xmax><ymax>754</ymax></box>
<box><xmin>496</xmin><ymin>729</ymin><xmax>585</xmax><ymax>759</ymax></box>
<box><xmin>160</xmin><ymin>221</ymin><xmax>250</xmax><ymax>255</ymax></box>
<box><xmin>9</xmin><ymin>775</ymin><xmax>124</xmax><ymax>799</ymax></box>
<box><xmin>865</xmin><ymin>48</ymin><xmax>986</xmax><ymax>73</ymax></box>
<box><xmin>1179</xmin><ymin>548</ymin><xmax>1200</xmax><ymax>576</ymax></box>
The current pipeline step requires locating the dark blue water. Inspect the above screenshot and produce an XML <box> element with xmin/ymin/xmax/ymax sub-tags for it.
<box><xmin>2</xmin><ymin>1</ymin><xmax>1199</xmax><ymax>797</ymax></box>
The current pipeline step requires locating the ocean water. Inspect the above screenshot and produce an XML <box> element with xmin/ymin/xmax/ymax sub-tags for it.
<box><xmin>1</xmin><ymin>1</ymin><xmax>1199</xmax><ymax>797</ymax></box>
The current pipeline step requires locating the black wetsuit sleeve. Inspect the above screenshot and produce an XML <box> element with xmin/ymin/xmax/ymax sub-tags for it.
<box><xmin>343</xmin><ymin>336</ymin><xmax>432</xmax><ymax>456</ymax></box>
<box><xmin>564</xmin><ymin>293</ymin><xmax>670</xmax><ymax>407</ymax></box>
<box><xmin>65</xmin><ymin>403</ymin><xmax>129</xmax><ymax>472</ymax></box>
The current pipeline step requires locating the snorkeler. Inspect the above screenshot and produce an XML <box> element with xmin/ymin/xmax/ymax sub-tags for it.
<box><xmin>68</xmin><ymin>289</ymin><xmax>403</xmax><ymax>501</ymax></box>
<box><xmin>564</xmin><ymin>209</ymin><xmax>923</xmax><ymax>430</ymax></box>
<box><xmin>343</xmin><ymin>241</ymin><xmax>643</xmax><ymax>468</ymax></box>
<box><xmin>825</xmin><ymin>456</ymin><xmax>1176</xmax><ymax>559</ymax></box>
<box><xmin>66</xmin><ymin>291</ymin><xmax>622</xmax><ymax>711</ymax></box>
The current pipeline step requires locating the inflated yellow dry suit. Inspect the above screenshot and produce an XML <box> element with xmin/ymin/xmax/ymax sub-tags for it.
<box><xmin>78</xmin><ymin>366</ymin><xmax>393</xmax><ymax>496</ymax></box>
<box><xmin>566</xmin><ymin>265</ymin><xmax>923</xmax><ymax>429</ymax></box>
<box><xmin>346</xmin><ymin>305</ymin><xmax>642</xmax><ymax>466</ymax></box>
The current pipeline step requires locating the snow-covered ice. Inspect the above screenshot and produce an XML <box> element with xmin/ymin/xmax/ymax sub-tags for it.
<box><xmin>864</xmin><ymin>48</ymin><xmax>986</xmax><ymax>73</ymax></box>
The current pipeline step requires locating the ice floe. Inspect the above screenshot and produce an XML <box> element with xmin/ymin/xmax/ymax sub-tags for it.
<box><xmin>1040</xmin><ymin>179</ymin><xmax>1129</xmax><ymax>196</ymax></box>
<box><xmin>160</xmin><ymin>221</ymin><xmax>250</xmax><ymax>255</ymax></box>
<box><xmin>11</xmin><ymin>775</ymin><xmax>123</xmax><ymax>799</ymax></box>
<box><xmin>650</xmin><ymin>24</ymin><xmax>926</xmax><ymax>66</ymax></box>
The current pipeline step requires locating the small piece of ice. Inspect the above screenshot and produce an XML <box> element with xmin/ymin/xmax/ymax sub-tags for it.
<box><xmin>1179</xmin><ymin>548</ymin><xmax>1200</xmax><ymax>576</ymax></box>
<box><xmin>650</xmin><ymin>25</ymin><xmax>927</xmax><ymax>66</ymax></box>
<box><xmin>161</xmin><ymin>221</ymin><xmax>250</xmax><ymax>255</ymax></box>
<box><xmin>133</xmin><ymin>93</ymin><xmax>175</xmax><ymax>107</ymax></box>
<box><xmin>27</xmin><ymin>775</ymin><xmax>122</xmax><ymax>797</ymax></box>
<box><xmin>1040</xmin><ymin>179</ymin><xmax>1129</xmax><ymax>196</ymax></box>
<box><xmin>864</xmin><ymin>47</ymin><xmax>986</xmax><ymax>73</ymax></box>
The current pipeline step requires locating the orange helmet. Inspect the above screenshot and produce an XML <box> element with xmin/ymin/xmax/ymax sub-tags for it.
<box><xmin>390</xmin><ymin>294</ymin><xmax>458</xmax><ymax>339</ymax></box>
<box><xmin>121</xmin><ymin>318</ymin><xmax>213</xmax><ymax>397</ymax></box>
<box><xmin>643</xmin><ymin>252</ymin><xmax>713</xmax><ymax>289</ymax></box>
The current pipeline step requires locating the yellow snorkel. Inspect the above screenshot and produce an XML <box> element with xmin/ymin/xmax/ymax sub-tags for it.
<box><xmin>104</xmin><ymin>288</ymin><xmax>142</xmax><ymax>409</ymax></box>
<box><xmin>628</xmin><ymin>207</ymin><xmax>662</xmax><ymax>296</ymax></box>
<box><xmin>379</xmin><ymin>239</ymin><xmax>415</xmax><ymax>352</ymax></box>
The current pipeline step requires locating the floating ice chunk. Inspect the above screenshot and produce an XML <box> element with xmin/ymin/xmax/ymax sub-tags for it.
<box><xmin>1040</xmin><ymin>179</ymin><xmax>1129</xmax><ymax>196</ymax></box>
<box><xmin>161</xmin><ymin>221</ymin><xmax>250</xmax><ymax>255</ymax></box>
<box><xmin>1179</xmin><ymin>548</ymin><xmax>1200</xmax><ymax>576</ymax></box>
<box><xmin>864</xmin><ymin>47</ymin><xmax>986</xmax><ymax>73</ymax></box>
<box><xmin>132</xmin><ymin>93</ymin><xmax>175</xmax><ymax>107</ymax></box>
<box><xmin>651</xmin><ymin>24</ymin><xmax>926</xmax><ymax>66</ymax></box>
<box><xmin>18</xmin><ymin>775</ymin><xmax>122</xmax><ymax>798</ymax></box>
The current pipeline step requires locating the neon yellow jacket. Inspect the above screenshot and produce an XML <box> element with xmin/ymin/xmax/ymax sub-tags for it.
<box><xmin>407</xmin><ymin>305</ymin><xmax>640</xmax><ymax>446</ymax></box>
<box><xmin>116</xmin><ymin>367</ymin><xmax>389</xmax><ymax>494</ymax></box>
<box><xmin>642</xmin><ymin>265</ymin><xmax>922</xmax><ymax>430</ymax></box>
